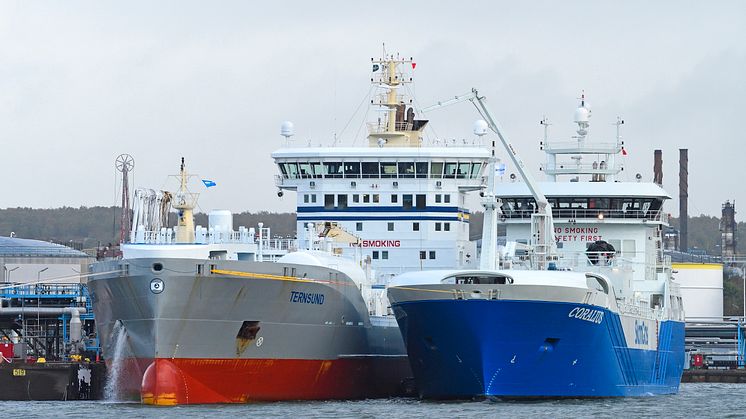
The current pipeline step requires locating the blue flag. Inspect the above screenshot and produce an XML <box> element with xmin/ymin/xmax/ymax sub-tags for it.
<box><xmin>202</xmin><ymin>179</ymin><xmax>217</xmax><ymax>188</ymax></box>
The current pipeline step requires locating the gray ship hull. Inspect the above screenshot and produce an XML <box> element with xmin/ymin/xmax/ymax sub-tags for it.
<box><xmin>89</xmin><ymin>258</ymin><xmax>412</xmax><ymax>404</ymax></box>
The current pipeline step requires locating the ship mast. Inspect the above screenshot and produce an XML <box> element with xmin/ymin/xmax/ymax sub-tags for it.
<box><xmin>368</xmin><ymin>50</ymin><xmax>426</xmax><ymax>147</ymax></box>
<box><xmin>173</xmin><ymin>157</ymin><xmax>197</xmax><ymax>243</ymax></box>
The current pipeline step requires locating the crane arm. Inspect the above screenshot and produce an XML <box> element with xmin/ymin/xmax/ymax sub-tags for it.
<box><xmin>422</xmin><ymin>88</ymin><xmax>557</xmax><ymax>267</ymax></box>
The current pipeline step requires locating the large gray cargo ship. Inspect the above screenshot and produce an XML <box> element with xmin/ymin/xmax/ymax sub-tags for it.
<box><xmin>90</xmin><ymin>160</ymin><xmax>411</xmax><ymax>405</ymax></box>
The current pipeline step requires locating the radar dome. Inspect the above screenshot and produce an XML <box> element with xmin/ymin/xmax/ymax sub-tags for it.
<box><xmin>574</xmin><ymin>106</ymin><xmax>590</xmax><ymax>124</ymax></box>
<box><xmin>473</xmin><ymin>120</ymin><xmax>488</xmax><ymax>136</ymax></box>
<box><xmin>281</xmin><ymin>121</ymin><xmax>295</xmax><ymax>138</ymax></box>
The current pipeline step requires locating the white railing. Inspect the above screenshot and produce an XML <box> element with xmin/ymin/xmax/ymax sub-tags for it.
<box><xmin>540</xmin><ymin>162</ymin><xmax>621</xmax><ymax>174</ymax></box>
<box><xmin>502</xmin><ymin>208</ymin><xmax>668</xmax><ymax>222</ymax></box>
<box><xmin>366</xmin><ymin>121</ymin><xmax>413</xmax><ymax>134</ymax></box>
<box><xmin>506</xmin><ymin>250</ymin><xmax>669</xmax><ymax>282</ymax></box>
<box><xmin>131</xmin><ymin>227</ymin><xmax>296</xmax><ymax>253</ymax></box>
<box><xmin>617</xmin><ymin>300</ymin><xmax>666</xmax><ymax>321</ymax></box>
<box><xmin>543</xmin><ymin>140</ymin><xmax>621</xmax><ymax>152</ymax></box>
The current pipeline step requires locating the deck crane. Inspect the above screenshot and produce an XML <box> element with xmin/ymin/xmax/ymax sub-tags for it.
<box><xmin>422</xmin><ymin>88</ymin><xmax>558</xmax><ymax>269</ymax></box>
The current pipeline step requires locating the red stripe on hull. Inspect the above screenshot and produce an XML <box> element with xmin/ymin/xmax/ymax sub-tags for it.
<box><xmin>132</xmin><ymin>357</ymin><xmax>412</xmax><ymax>405</ymax></box>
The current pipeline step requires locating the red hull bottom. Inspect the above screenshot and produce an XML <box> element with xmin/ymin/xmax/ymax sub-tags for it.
<box><xmin>132</xmin><ymin>357</ymin><xmax>412</xmax><ymax>405</ymax></box>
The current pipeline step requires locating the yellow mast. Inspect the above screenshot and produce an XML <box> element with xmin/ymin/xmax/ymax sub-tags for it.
<box><xmin>386</xmin><ymin>57</ymin><xmax>399</xmax><ymax>133</ymax></box>
<box><xmin>368</xmin><ymin>51</ymin><xmax>427</xmax><ymax>147</ymax></box>
<box><xmin>173</xmin><ymin>157</ymin><xmax>197</xmax><ymax>243</ymax></box>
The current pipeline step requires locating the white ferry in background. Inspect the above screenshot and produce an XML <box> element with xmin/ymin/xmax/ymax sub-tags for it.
<box><xmin>387</xmin><ymin>92</ymin><xmax>686</xmax><ymax>398</ymax></box>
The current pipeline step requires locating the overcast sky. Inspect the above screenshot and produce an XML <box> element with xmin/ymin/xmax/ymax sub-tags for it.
<box><xmin>1</xmin><ymin>1</ymin><xmax>744</xmax><ymax>218</ymax></box>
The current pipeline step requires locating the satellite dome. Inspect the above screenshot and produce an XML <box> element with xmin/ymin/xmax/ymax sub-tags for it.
<box><xmin>574</xmin><ymin>106</ymin><xmax>590</xmax><ymax>124</ymax></box>
<box><xmin>281</xmin><ymin>121</ymin><xmax>295</xmax><ymax>138</ymax></box>
<box><xmin>473</xmin><ymin>120</ymin><xmax>488</xmax><ymax>136</ymax></box>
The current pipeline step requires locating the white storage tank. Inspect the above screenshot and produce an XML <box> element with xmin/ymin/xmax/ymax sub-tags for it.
<box><xmin>208</xmin><ymin>210</ymin><xmax>234</xmax><ymax>233</ymax></box>
<box><xmin>674</xmin><ymin>263</ymin><xmax>723</xmax><ymax>321</ymax></box>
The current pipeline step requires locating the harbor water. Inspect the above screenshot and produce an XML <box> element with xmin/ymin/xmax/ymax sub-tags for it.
<box><xmin>2</xmin><ymin>383</ymin><xmax>744</xmax><ymax>418</ymax></box>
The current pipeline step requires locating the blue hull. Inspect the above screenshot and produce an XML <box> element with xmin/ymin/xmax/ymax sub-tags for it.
<box><xmin>392</xmin><ymin>299</ymin><xmax>685</xmax><ymax>398</ymax></box>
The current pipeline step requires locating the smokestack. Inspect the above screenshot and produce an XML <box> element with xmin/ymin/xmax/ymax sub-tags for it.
<box><xmin>679</xmin><ymin>149</ymin><xmax>688</xmax><ymax>252</ymax></box>
<box><xmin>653</xmin><ymin>150</ymin><xmax>663</xmax><ymax>186</ymax></box>
<box><xmin>721</xmin><ymin>200</ymin><xmax>737</xmax><ymax>260</ymax></box>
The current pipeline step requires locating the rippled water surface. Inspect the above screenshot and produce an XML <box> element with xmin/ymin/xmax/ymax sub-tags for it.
<box><xmin>3</xmin><ymin>383</ymin><xmax>744</xmax><ymax>418</ymax></box>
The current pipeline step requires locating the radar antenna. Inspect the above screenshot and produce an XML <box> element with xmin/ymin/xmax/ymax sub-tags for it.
<box><xmin>115</xmin><ymin>154</ymin><xmax>135</xmax><ymax>244</ymax></box>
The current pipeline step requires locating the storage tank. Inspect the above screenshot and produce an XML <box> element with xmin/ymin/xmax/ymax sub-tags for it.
<box><xmin>208</xmin><ymin>210</ymin><xmax>233</xmax><ymax>233</ymax></box>
<box><xmin>674</xmin><ymin>263</ymin><xmax>723</xmax><ymax>321</ymax></box>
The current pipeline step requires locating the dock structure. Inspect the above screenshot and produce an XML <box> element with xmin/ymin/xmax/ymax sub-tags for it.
<box><xmin>0</xmin><ymin>282</ymin><xmax>104</xmax><ymax>400</ymax></box>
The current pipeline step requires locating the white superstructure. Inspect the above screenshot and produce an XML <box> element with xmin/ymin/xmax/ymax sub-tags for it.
<box><xmin>273</xmin><ymin>53</ymin><xmax>490</xmax><ymax>282</ymax></box>
<box><xmin>496</xmin><ymin>94</ymin><xmax>681</xmax><ymax>312</ymax></box>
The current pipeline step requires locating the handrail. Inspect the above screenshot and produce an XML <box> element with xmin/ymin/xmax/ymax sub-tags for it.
<box><xmin>501</xmin><ymin>208</ymin><xmax>668</xmax><ymax>222</ymax></box>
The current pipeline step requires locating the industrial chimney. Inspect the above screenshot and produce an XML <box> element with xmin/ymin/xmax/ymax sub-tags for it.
<box><xmin>679</xmin><ymin>149</ymin><xmax>688</xmax><ymax>252</ymax></box>
<box><xmin>654</xmin><ymin>150</ymin><xmax>663</xmax><ymax>186</ymax></box>
<box><xmin>721</xmin><ymin>200</ymin><xmax>737</xmax><ymax>260</ymax></box>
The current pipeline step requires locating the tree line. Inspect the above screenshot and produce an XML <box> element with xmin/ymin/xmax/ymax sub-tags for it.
<box><xmin>1</xmin><ymin>207</ymin><xmax>743</xmax><ymax>255</ymax></box>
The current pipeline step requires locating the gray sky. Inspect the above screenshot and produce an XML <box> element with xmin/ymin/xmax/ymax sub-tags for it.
<box><xmin>1</xmin><ymin>1</ymin><xmax>744</xmax><ymax>218</ymax></box>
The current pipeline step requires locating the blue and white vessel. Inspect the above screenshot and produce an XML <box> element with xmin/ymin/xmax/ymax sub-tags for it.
<box><xmin>387</xmin><ymin>92</ymin><xmax>686</xmax><ymax>398</ymax></box>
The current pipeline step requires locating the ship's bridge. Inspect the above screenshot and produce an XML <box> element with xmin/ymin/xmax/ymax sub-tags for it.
<box><xmin>273</xmin><ymin>146</ymin><xmax>490</xmax><ymax>192</ymax></box>
<box><xmin>494</xmin><ymin>181</ymin><xmax>670</xmax><ymax>224</ymax></box>
<box><xmin>272</xmin><ymin>146</ymin><xmax>491</xmax><ymax>281</ymax></box>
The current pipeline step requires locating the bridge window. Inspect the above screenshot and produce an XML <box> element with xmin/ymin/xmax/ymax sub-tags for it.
<box><xmin>324</xmin><ymin>162</ymin><xmax>343</xmax><ymax>178</ymax></box>
<box><xmin>391</xmin><ymin>194</ymin><xmax>398</xmax><ymax>203</ymax></box>
<box><xmin>283</xmin><ymin>163</ymin><xmax>299</xmax><ymax>179</ymax></box>
<box><xmin>363</xmin><ymin>194</ymin><xmax>370</xmax><ymax>203</ymax></box>
<box><xmin>415</xmin><ymin>162</ymin><xmax>428</xmax><ymax>178</ymax></box>
<box><xmin>299</xmin><ymin>163</ymin><xmax>313</xmax><ymax>178</ymax></box>
<box><xmin>338</xmin><ymin>194</ymin><xmax>348</xmax><ymax>209</ymax></box>
<box><xmin>343</xmin><ymin>162</ymin><xmax>360</xmax><ymax>178</ymax></box>
<box><xmin>380</xmin><ymin>162</ymin><xmax>397</xmax><ymax>178</ymax></box>
<box><xmin>470</xmin><ymin>162</ymin><xmax>483</xmax><ymax>178</ymax></box>
<box><xmin>311</xmin><ymin>162</ymin><xmax>323</xmax><ymax>178</ymax></box>
<box><xmin>353</xmin><ymin>194</ymin><xmax>360</xmax><ymax>203</ymax></box>
<box><xmin>398</xmin><ymin>162</ymin><xmax>415</xmax><ymax>178</ymax></box>
<box><xmin>435</xmin><ymin>194</ymin><xmax>441</xmax><ymax>203</ymax></box>
<box><xmin>362</xmin><ymin>162</ymin><xmax>379</xmax><ymax>178</ymax></box>
<box><xmin>444</xmin><ymin>162</ymin><xmax>458</xmax><ymax>178</ymax></box>
<box><xmin>457</xmin><ymin>162</ymin><xmax>471</xmax><ymax>179</ymax></box>
<box><xmin>443</xmin><ymin>194</ymin><xmax>451</xmax><ymax>203</ymax></box>
<box><xmin>430</xmin><ymin>162</ymin><xmax>444</xmax><ymax>178</ymax></box>
<box><xmin>372</xmin><ymin>194</ymin><xmax>380</xmax><ymax>203</ymax></box>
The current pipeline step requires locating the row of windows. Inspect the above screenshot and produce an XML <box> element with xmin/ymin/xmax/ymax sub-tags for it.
<box><xmin>279</xmin><ymin>161</ymin><xmax>485</xmax><ymax>180</ymax></box>
<box><xmin>420</xmin><ymin>251</ymin><xmax>437</xmax><ymax>260</ymax></box>
<box><xmin>303</xmin><ymin>194</ymin><xmax>317</xmax><ymax>203</ymax></box>
<box><xmin>322</xmin><ymin>193</ymin><xmax>451</xmax><ymax>210</ymax></box>
<box><xmin>500</xmin><ymin>197</ymin><xmax>665</xmax><ymax>219</ymax></box>
<box><xmin>371</xmin><ymin>250</ymin><xmax>438</xmax><ymax>260</ymax></box>
<box><xmin>355</xmin><ymin>222</ymin><xmax>451</xmax><ymax>232</ymax></box>
<box><xmin>502</xmin><ymin>197</ymin><xmax>663</xmax><ymax>212</ymax></box>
